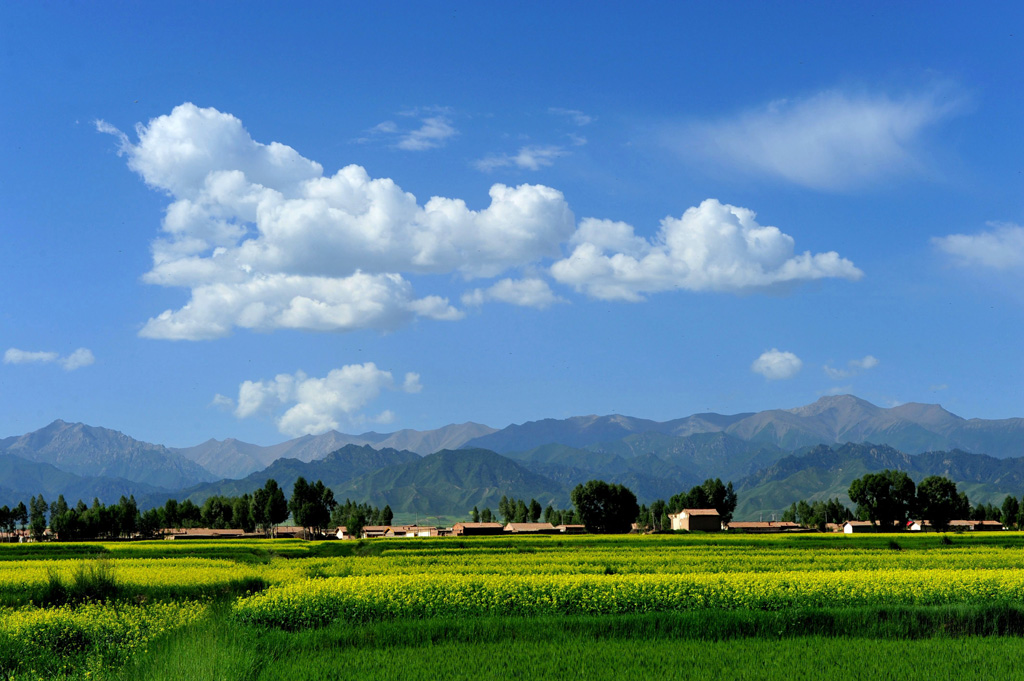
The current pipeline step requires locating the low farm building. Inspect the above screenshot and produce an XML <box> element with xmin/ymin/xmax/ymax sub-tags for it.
<box><xmin>163</xmin><ymin>528</ymin><xmax>266</xmax><ymax>540</ymax></box>
<box><xmin>726</xmin><ymin>521</ymin><xmax>801</xmax><ymax>533</ymax></box>
<box><xmin>842</xmin><ymin>520</ymin><xmax>903</xmax><ymax>533</ymax></box>
<box><xmin>452</xmin><ymin>522</ymin><xmax>504</xmax><ymax>536</ymax></box>
<box><xmin>387</xmin><ymin>525</ymin><xmax>441</xmax><ymax>538</ymax></box>
<box><xmin>556</xmin><ymin>524</ymin><xmax>586</xmax><ymax>534</ymax></box>
<box><xmin>949</xmin><ymin>519</ymin><xmax>1004</xmax><ymax>531</ymax></box>
<box><xmin>360</xmin><ymin>525</ymin><xmax>392</xmax><ymax>539</ymax></box>
<box><xmin>669</xmin><ymin>509</ymin><xmax>721</xmax><ymax>532</ymax></box>
<box><xmin>504</xmin><ymin>522</ymin><xmax>559</xmax><ymax>534</ymax></box>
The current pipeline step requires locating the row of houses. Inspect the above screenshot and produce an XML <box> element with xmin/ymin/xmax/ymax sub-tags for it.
<box><xmin>335</xmin><ymin>522</ymin><xmax>588</xmax><ymax>540</ymax></box>
<box><xmin>671</xmin><ymin>509</ymin><xmax>1008</xmax><ymax>534</ymax></box>
<box><xmin>158</xmin><ymin>513</ymin><xmax>1008</xmax><ymax>541</ymax></box>
<box><xmin>837</xmin><ymin>519</ymin><xmax>1005</xmax><ymax>533</ymax></box>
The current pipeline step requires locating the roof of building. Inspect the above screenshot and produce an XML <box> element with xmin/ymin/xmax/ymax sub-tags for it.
<box><xmin>728</xmin><ymin>521</ymin><xmax>800</xmax><ymax>529</ymax></box>
<box><xmin>682</xmin><ymin>508</ymin><xmax>721</xmax><ymax>516</ymax></box>
<box><xmin>504</xmin><ymin>522</ymin><xmax>558</xmax><ymax>531</ymax></box>
<box><xmin>452</xmin><ymin>522</ymin><xmax>504</xmax><ymax>529</ymax></box>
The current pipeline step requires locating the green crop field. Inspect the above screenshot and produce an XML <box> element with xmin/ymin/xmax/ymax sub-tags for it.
<box><xmin>4</xmin><ymin>533</ymin><xmax>1024</xmax><ymax>679</ymax></box>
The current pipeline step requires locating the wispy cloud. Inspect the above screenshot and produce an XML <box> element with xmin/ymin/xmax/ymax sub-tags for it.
<box><xmin>932</xmin><ymin>222</ymin><xmax>1024</xmax><ymax>270</ymax></box>
<box><xmin>475</xmin><ymin>145</ymin><xmax>568</xmax><ymax>172</ymax></box>
<box><xmin>678</xmin><ymin>86</ymin><xmax>963</xmax><ymax>190</ymax></box>
<box><xmin>824</xmin><ymin>355</ymin><xmax>879</xmax><ymax>380</ymax></box>
<box><xmin>549</xmin><ymin>108</ymin><xmax>593</xmax><ymax>126</ymax></box>
<box><xmin>395</xmin><ymin>116</ymin><xmax>457</xmax><ymax>151</ymax></box>
<box><xmin>4</xmin><ymin>347</ymin><xmax>95</xmax><ymax>371</ymax></box>
<box><xmin>358</xmin><ymin>111</ymin><xmax>458</xmax><ymax>150</ymax></box>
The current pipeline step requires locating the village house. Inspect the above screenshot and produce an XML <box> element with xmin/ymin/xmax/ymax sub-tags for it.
<box><xmin>949</xmin><ymin>519</ymin><xmax>1004</xmax><ymax>531</ymax></box>
<box><xmin>668</xmin><ymin>509</ymin><xmax>721</xmax><ymax>532</ymax></box>
<box><xmin>385</xmin><ymin>525</ymin><xmax>439</xmax><ymax>538</ymax></box>
<box><xmin>726</xmin><ymin>521</ymin><xmax>801</xmax><ymax>533</ymax></box>
<box><xmin>360</xmin><ymin>525</ymin><xmax>391</xmax><ymax>539</ymax></box>
<box><xmin>504</xmin><ymin>522</ymin><xmax>559</xmax><ymax>534</ymax></box>
<box><xmin>556</xmin><ymin>524</ymin><xmax>586</xmax><ymax>534</ymax></box>
<box><xmin>842</xmin><ymin>520</ymin><xmax>905</xmax><ymax>533</ymax></box>
<box><xmin>452</xmin><ymin>522</ymin><xmax>504</xmax><ymax>536</ymax></box>
<box><xmin>162</xmin><ymin>527</ymin><xmax>263</xmax><ymax>540</ymax></box>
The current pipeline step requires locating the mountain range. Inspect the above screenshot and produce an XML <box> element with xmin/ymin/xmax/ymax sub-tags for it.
<box><xmin>3</xmin><ymin>395</ymin><xmax>1024</xmax><ymax>519</ymax></box>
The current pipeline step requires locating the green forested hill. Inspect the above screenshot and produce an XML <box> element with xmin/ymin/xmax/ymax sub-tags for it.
<box><xmin>332</xmin><ymin>448</ymin><xmax>569</xmax><ymax>514</ymax></box>
<box><xmin>734</xmin><ymin>443</ymin><xmax>1024</xmax><ymax>520</ymax></box>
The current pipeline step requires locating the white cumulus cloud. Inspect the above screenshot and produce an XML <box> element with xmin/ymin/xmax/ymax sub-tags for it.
<box><xmin>551</xmin><ymin>199</ymin><xmax>862</xmax><ymax>301</ymax></box>
<box><xmin>751</xmin><ymin>349</ymin><xmax>803</xmax><ymax>381</ymax></box>
<box><xmin>4</xmin><ymin>347</ymin><xmax>94</xmax><ymax>371</ymax></box>
<box><xmin>102</xmin><ymin>103</ymin><xmax>865</xmax><ymax>341</ymax></box>
<box><xmin>932</xmin><ymin>222</ymin><xmax>1024</xmax><ymax>270</ymax></box>
<box><xmin>229</xmin><ymin>362</ymin><xmax>422</xmax><ymax>436</ymax></box>
<box><xmin>681</xmin><ymin>87</ymin><xmax>960</xmax><ymax>190</ymax></box>
<box><xmin>100</xmin><ymin>103</ymin><xmax>574</xmax><ymax>340</ymax></box>
<box><xmin>462</xmin><ymin>278</ymin><xmax>567</xmax><ymax>309</ymax></box>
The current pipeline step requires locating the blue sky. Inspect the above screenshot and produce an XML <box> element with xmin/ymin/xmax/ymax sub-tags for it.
<box><xmin>2</xmin><ymin>3</ymin><xmax>1022</xmax><ymax>447</ymax></box>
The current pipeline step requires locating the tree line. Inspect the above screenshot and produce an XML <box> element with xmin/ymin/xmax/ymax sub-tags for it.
<box><xmin>17</xmin><ymin>476</ymin><xmax>393</xmax><ymax>541</ymax></box>
<box><xmin>635</xmin><ymin>478</ymin><xmax>738</xmax><ymax>532</ymax></box>
<box><xmin>780</xmin><ymin>498</ymin><xmax>854</xmax><ymax>530</ymax></box>
<box><xmin>473</xmin><ymin>496</ymin><xmax>583</xmax><ymax>526</ymax></box>
<box><xmin>839</xmin><ymin>470</ymin><xmax>1024</xmax><ymax>531</ymax></box>
<box><xmin>476</xmin><ymin>478</ymin><xmax>739</xmax><ymax>535</ymax></box>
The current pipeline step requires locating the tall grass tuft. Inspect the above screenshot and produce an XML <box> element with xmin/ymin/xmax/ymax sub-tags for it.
<box><xmin>41</xmin><ymin>559</ymin><xmax>119</xmax><ymax>605</ymax></box>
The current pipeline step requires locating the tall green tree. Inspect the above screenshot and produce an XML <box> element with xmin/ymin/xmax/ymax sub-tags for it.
<box><xmin>265</xmin><ymin>479</ymin><xmax>289</xmax><ymax>536</ymax></box>
<box><xmin>498</xmin><ymin>496</ymin><xmax>512</xmax><ymax>523</ymax></box>
<box><xmin>571</xmin><ymin>480</ymin><xmax>639</xmax><ymax>534</ymax></box>
<box><xmin>915</xmin><ymin>476</ymin><xmax>961</xmax><ymax>531</ymax></box>
<box><xmin>667</xmin><ymin>479</ymin><xmax>738</xmax><ymax>523</ymax></box>
<box><xmin>28</xmin><ymin>495</ymin><xmax>48</xmax><ymax>541</ymax></box>
<box><xmin>528</xmin><ymin>499</ymin><xmax>542</xmax><ymax>523</ymax></box>
<box><xmin>849</xmin><ymin>469</ymin><xmax>916</xmax><ymax>531</ymax></box>
<box><xmin>15</xmin><ymin>502</ymin><xmax>28</xmax><ymax>533</ymax></box>
<box><xmin>513</xmin><ymin>499</ymin><xmax>529</xmax><ymax>523</ymax></box>
<box><xmin>49</xmin><ymin>496</ymin><xmax>70</xmax><ymax>540</ymax></box>
<box><xmin>289</xmin><ymin>477</ymin><xmax>336</xmax><ymax>538</ymax></box>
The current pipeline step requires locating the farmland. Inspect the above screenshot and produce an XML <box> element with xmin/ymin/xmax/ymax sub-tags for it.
<box><xmin>4</xmin><ymin>533</ymin><xmax>1024</xmax><ymax>679</ymax></box>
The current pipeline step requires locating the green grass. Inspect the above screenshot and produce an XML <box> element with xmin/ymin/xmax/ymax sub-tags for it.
<box><xmin>109</xmin><ymin>607</ymin><xmax>1024</xmax><ymax>681</ymax></box>
<box><xmin>255</xmin><ymin>637</ymin><xmax>1024</xmax><ymax>681</ymax></box>
<box><xmin>10</xmin><ymin>533</ymin><xmax>1024</xmax><ymax>679</ymax></box>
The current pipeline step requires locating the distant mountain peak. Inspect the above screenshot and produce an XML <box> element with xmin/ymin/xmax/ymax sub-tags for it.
<box><xmin>786</xmin><ymin>394</ymin><xmax>880</xmax><ymax>416</ymax></box>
